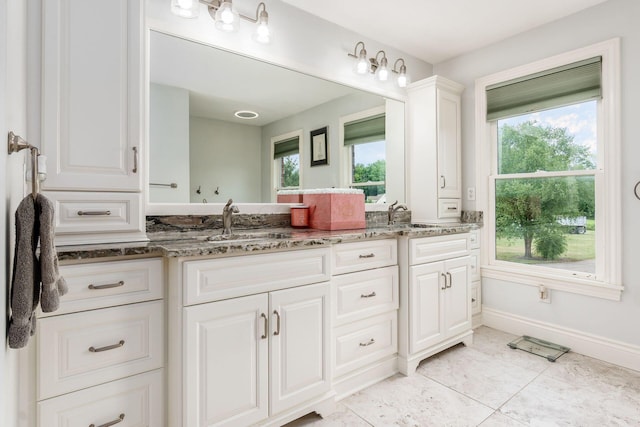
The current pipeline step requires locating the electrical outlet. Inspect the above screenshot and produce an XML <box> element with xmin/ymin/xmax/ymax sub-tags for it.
<box><xmin>467</xmin><ymin>187</ymin><xmax>476</xmax><ymax>201</ymax></box>
<box><xmin>538</xmin><ymin>285</ymin><xmax>551</xmax><ymax>303</ymax></box>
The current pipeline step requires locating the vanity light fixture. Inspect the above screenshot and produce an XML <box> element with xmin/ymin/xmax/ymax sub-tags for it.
<box><xmin>348</xmin><ymin>41</ymin><xmax>409</xmax><ymax>88</ymax></box>
<box><xmin>393</xmin><ymin>58</ymin><xmax>408</xmax><ymax>88</ymax></box>
<box><xmin>373</xmin><ymin>50</ymin><xmax>389</xmax><ymax>81</ymax></box>
<box><xmin>348</xmin><ymin>41</ymin><xmax>370</xmax><ymax>74</ymax></box>
<box><xmin>170</xmin><ymin>0</ymin><xmax>271</xmax><ymax>44</ymax></box>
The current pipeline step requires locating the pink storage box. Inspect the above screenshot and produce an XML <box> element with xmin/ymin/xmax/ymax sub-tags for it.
<box><xmin>277</xmin><ymin>193</ymin><xmax>303</xmax><ymax>203</ymax></box>
<box><xmin>302</xmin><ymin>189</ymin><xmax>366</xmax><ymax>230</ymax></box>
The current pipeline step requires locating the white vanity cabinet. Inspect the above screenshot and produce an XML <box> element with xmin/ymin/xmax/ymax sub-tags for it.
<box><xmin>41</xmin><ymin>0</ymin><xmax>146</xmax><ymax>244</ymax></box>
<box><xmin>330</xmin><ymin>239</ymin><xmax>399</xmax><ymax>399</ymax></box>
<box><xmin>36</xmin><ymin>258</ymin><xmax>165</xmax><ymax>427</ymax></box>
<box><xmin>398</xmin><ymin>234</ymin><xmax>473</xmax><ymax>375</ymax></box>
<box><xmin>407</xmin><ymin>76</ymin><xmax>464</xmax><ymax>223</ymax></box>
<box><xmin>169</xmin><ymin>248</ymin><xmax>334</xmax><ymax>427</ymax></box>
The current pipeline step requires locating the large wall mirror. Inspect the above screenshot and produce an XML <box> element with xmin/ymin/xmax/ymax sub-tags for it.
<box><xmin>148</xmin><ymin>30</ymin><xmax>405</xmax><ymax>209</ymax></box>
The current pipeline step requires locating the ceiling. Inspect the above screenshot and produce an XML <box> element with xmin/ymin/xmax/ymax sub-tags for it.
<box><xmin>281</xmin><ymin>0</ymin><xmax>610</xmax><ymax>64</ymax></box>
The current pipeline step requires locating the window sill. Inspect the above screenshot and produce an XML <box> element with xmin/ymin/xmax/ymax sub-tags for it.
<box><xmin>481</xmin><ymin>264</ymin><xmax>623</xmax><ymax>301</ymax></box>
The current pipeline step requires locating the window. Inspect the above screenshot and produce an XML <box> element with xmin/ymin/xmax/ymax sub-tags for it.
<box><xmin>475</xmin><ymin>39</ymin><xmax>622</xmax><ymax>300</ymax></box>
<box><xmin>341</xmin><ymin>106</ymin><xmax>386</xmax><ymax>203</ymax></box>
<box><xmin>271</xmin><ymin>130</ymin><xmax>302</xmax><ymax>198</ymax></box>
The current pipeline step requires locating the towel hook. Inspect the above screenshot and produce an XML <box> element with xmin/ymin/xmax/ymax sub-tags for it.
<box><xmin>7</xmin><ymin>132</ymin><xmax>39</xmax><ymax>199</ymax></box>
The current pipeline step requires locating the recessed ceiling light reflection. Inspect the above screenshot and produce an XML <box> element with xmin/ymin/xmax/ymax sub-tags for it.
<box><xmin>234</xmin><ymin>110</ymin><xmax>259</xmax><ymax>119</ymax></box>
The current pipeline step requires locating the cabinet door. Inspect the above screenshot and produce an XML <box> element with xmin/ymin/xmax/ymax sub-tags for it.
<box><xmin>270</xmin><ymin>282</ymin><xmax>331</xmax><ymax>415</ymax></box>
<box><xmin>409</xmin><ymin>261</ymin><xmax>446</xmax><ymax>353</ymax></box>
<box><xmin>42</xmin><ymin>0</ymin><xmax>142</xmax><ymax>191</ymax></box>
<box><xmin>443</xmin><ymin>256</ymin><xmax>471</xmax><ymax>337</ymax></box>
<box><xmin>436</xmin><ymin>88</ymin><xmax>461</xmax><ymax>199</ymax></box>
<box><xmin>184</xmin><ymin>294</ymin><xmax>268</xmax><ymax>427</ymax></box>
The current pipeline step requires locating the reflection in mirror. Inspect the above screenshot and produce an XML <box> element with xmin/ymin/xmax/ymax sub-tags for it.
<box><xmin>149</xmin><ymin>31</ymin><xmax>405</xmax><ymax>206</ymax></box>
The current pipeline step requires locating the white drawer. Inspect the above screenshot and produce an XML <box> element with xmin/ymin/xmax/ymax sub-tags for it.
<box><xmin>471</xmin><ymin>281</ymin><xmax>481</xmax><ymax>315</ymax></box>
<box><xmin>438</xmin><ymin>198</ymin><xmax>461</xmax><ymax>218</ymax></box>
<box><xmin>332</xmin><ymin>266</ymin><xmax>398</xmax><ymax>326</ymax></box>
<box><xmin>37</xmin><ymin>300</ymin><xmax>164</xmax><ymax>400</ymax></box>
<box><xmin>469</xmin><ymin>229</ymin><xmax>480</xmax><ymax>249</ymax></box>
<box><xmin>38</xmin><ymin>370</ymin><xmax>164</xmax><ymax>427</ymax></box>
<box><xmin>333</xmin><ymin>312</ymin><xmax>397</xmax><ymax>378</ymax></box>
<box><xmin>410</xmin><ymin>233</ymin><xmax>469</xmax><ymax>265</ymax></box>
<box><xmin>332</xmin><ymin>239</ymin><xmax>397</xmax><ymax>275</ymax></box>
<box><xmin>183</xmin><ymin>248</ymin><xmax>330</xmax><ymax>305</ymax></box>
<box><xmin>40</xmin><ymin>259</ymin><xmax>163</xmax><ymax>317</ymax></box>
<box><xmin>470</xmin><ymin>249</ymin><xmax>480</xmax><ymax>281</ymax></box>
<box><xmin>45</xmin><ymin>191</ymin><xmax>143</xmax><ymax>235</ymax></box>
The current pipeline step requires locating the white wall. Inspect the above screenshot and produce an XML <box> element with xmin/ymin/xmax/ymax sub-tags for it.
<box><xmin>190</xmin><ymin>117</ymin><xmax>262</xmax><ymax>203</ymax></box>
<box><xmin>434</xmin><ymin>0</ymin><xmax>640</xmax><ymax>348</ymax></box>
<box><xmin>1</xmin><ymin>1</ymin><xmax>8</xmax><ymax>423</ymax></box>
<box><xmin>3</xmin><ymin>2</ymin><xmax>32</xmax><ymax>425</ymax></box>
<box><xmin>149</xmin><ymin>83</ymin><xmax>191</xmax><ymax>202</ymax></box>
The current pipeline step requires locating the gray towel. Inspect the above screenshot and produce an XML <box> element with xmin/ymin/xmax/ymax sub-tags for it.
<box><xmin>38</xmin><ymin>194</ymin><xmax>68</xmax><ymax>312</ymax></box>
<box><xmin>8</xmin><ymin>194</ymin><xmax>67</xmax><ymax>349</ymax></box>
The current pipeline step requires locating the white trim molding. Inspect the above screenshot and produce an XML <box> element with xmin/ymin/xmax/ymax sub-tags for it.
<box><xmin>482</xmin><ymin>306</ymin><xmax>640</xmax><ymax>372</ymax></box>
<box><xmin>474</xmin><ymin>38</ymin><xmax>622</xmax><ymax>300</ymax></box>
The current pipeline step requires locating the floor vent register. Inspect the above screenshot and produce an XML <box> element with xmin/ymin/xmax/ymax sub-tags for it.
<box><xmin>507</xmin><ymin>335</ymin><xmax>570</xmax><ymax>362</ymax></box>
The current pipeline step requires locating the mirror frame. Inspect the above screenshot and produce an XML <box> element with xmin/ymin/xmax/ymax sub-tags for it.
<box><xmin>144</xmin><ymin>28</ymin><xmax>408</xmax><ymax>215</ymax></box>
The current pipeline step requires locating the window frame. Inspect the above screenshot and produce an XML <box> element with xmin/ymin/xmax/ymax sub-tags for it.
<box><xmin>270</xmin><ymin>129</ymin><xmax>303</xmax><ymax>201</ymax></box>
<box><xmin>339</xmin><ymin>106</ymin><xmax>386</xmax><ymax>191</ymax></box>
<box><xmin>475</xmin><ymin>38</ymin><xmax>622</xmax><ymax>300</ymax></box>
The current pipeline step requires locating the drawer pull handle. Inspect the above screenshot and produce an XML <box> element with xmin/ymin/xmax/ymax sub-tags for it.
<box><xmin>440</xmin><ymin>175</ymin><xmax>446</xmax><ymax>188</ymax></box>
<box><xmin>89</xmin><ymin>413</ymin><xmax>125</xmax><ymax>427</ymax></box>
<box><xmin>260</xmin><ymin>313</ymin><xmax>268</xmax><ymax>339</ymax></box>
<box><xmin>132</xmin><ymin>146</ymin><xmax>138</xmax><ymax>174</ymax></box>
<box><xmin>359</xmin><ymin>338</ymin><xmax>375</xmax><ymax>347</ymax></box>
<box><xmin>446</xmin><ymin>272</ymin><xmax>453</xmax><ymax>288</ymax></box>
<box><xmin>273</xmin><ymin>310</ymin><xmax>281</xmax><ymax>336</ymax></box>
<box><xmin>447</xmin><ymin>206</ymin><xmax>458</xmax><ymax>210</ymax></box>
<box><xmin>77</xmin><ymin>210</ymin><xmax>112</xmax><ymax>216</ymax></box>
<box><xmin>89</xmin><ymin>340</ymin><xmax>125</xmax><ymax>353</ymax></box>
<box><xmin>88</xmin><ymin>280</ymin><xmax>124</xmax><ymax>290</ymax></box>
<box><xmin>358</xmin><ymin>253</ymin><xmax>375</xmax><ymax>259</ymax></box>
<box><xmin>441</xmin><ymin>273</ymin><xmax>447</xmax><ymax>290</ymax></box>
<box><xmin>360</xmin><ymin>292</ymin><xmax>377</xmax><ymax>298</ymax></box>
<box><xmin>472</xmin><ymin>298</ymin><xmax>476</xmax><ymax>303</ymax></box>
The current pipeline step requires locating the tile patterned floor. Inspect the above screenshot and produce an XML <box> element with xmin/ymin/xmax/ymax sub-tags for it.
<box><xmin>285</xmin><ymin>326</ymin><xmax>640</xmax><ymax>427</ymax></box>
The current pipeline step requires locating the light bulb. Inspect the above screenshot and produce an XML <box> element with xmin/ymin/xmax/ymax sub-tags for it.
<box><xmin>376</xmin><ymin>56</ymin><xmax>389</xmax><ymax>81</ymax></box>
<box><xmin>397</xmin><ymin>73</ymin><xmax>407</xmax><ymax>87</ymax></box>
<box><xmin>377</xmin><ymin>66</ymin><xmax>389</xmax><ymax>81</ymax></box>
<box><xmin>255</xmin><ymin>23</ymin><xmax>270</xmax><ymax>43</ymax></box>
<box><xmin>215</xmin><ymin>1</ymin><xmax>239</xmax><ymax>32</ymax></box>
<box><xmin>221</xmin><ymin>8</ymin><xmax>234</xmax><ymax>23</ymax></box>
<box><xmin>171</xmin><ymin>0</ymin><xmax>200</xmax><ymax>18</ymax></box>
<box><xmin>356</xmin><ymin>58</ymin><xmax>369</xmax><ymax>74</ymax></box>
<box><xmin>254</xmin><ymin>9</ymin><xmax>270</xmax><ymax>44</ymax></box>
<box><xmin>355</xmin><ymin>47</ymin><xmax>369</xmax><ymax>74</ymax></box>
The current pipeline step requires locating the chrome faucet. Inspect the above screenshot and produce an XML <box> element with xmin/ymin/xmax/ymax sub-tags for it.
<box><xmin>222</xmin><ymin>198</ymin><xmax>240</xmax><ymax>235</ymax></box>
<box><xmin>388</xmin><ymin>200</ymin><xmax>408</xmax><ymax>225</ymax></box>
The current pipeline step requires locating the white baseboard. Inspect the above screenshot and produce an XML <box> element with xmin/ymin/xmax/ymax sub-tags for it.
<box><xmin>482</xmin><ymin>306</ymin><xmax>640</xmax><ymax>372</ymax></box>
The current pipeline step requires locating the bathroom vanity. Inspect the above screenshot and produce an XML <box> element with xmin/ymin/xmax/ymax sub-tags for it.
<box><xmin>39</xmin><ymin>225</ymin><xmax>476</xmax><ymax>427</ymax></box>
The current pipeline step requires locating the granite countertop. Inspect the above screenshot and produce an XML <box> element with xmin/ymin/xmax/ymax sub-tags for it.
<box><xmin>56</xmin><ymin>223</ymin><xmax>478</xmax><ymax>262</ymax></box>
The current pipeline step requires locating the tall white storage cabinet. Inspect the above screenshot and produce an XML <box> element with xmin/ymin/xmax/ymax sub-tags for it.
<box><xmin>41</xmin><ymin>0</ymin><xmax>146</xmax><ymax>244</ymax></box>
<box><xmin>407</xmin><ymin>76</ymin><xmax>464</xmax><ymax>223</ymax></box>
